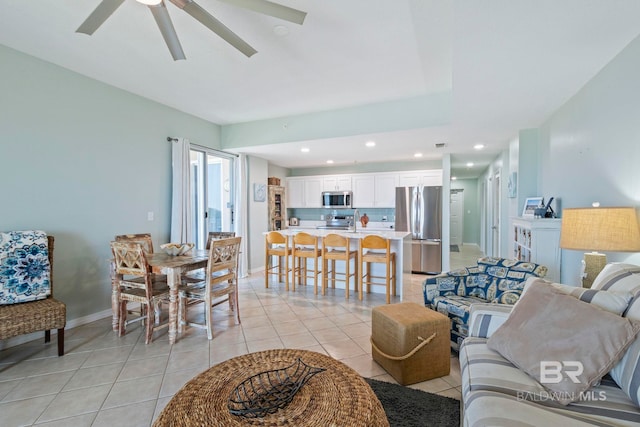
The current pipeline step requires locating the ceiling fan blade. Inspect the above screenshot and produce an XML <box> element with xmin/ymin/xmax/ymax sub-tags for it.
<box><xmin>218</xmin><ymin>0</ymin><xmax>306</xmax><ymax>25</ymax></box>
<box><xmin>169</xmin><ymin>0</ymin><xmax>257</xmax><ymax>57</ymax></box>
<box><xmin>149</xmin><ymin>3</ymin><xmax>186</xmax><ymax>60</ymax></box>
<box><xmin>76</xmin><ymin>0</ymin><xmax>126</xmax><ymax>35</ymax></box>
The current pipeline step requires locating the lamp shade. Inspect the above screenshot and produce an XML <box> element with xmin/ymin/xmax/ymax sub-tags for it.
<box><xmin>560</xmin><ymin>207</ymin><xmax>640</xmax><ymax>252</ymax></box>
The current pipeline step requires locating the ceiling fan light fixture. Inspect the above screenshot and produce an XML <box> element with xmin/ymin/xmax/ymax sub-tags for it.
<box><xmin>273</xmin><ymin>25</ymin><xmax>289</xmax><ymax>36</ymax></box>
<box><xmin>137</xmin><ymin>0</ymin><xmax>162</xmax><ymax>5</ymax></box>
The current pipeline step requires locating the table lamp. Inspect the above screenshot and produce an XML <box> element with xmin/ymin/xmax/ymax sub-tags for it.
<box><xmin>560</xmin><ymin>206</ymin><xmax>640</xmax><ymax>288</ymax></box>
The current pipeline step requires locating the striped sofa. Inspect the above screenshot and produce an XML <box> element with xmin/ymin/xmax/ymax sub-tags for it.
<box><xmin>460</xmin><ymin>264</ymin><xmax>640</xmax><ymax>426</ymax></box>
<box><xmin>423</xmin><ymin>257</ymin><xmax>548</xmax><ymax>350</ymax></box>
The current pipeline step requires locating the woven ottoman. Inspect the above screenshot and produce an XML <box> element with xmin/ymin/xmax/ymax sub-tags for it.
<box><xmin>371</xmin><ymin>302</ymin><xmax>450</xmax><ymax>385</ymax></box>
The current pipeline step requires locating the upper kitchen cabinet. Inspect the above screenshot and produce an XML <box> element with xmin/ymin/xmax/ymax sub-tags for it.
<box><xmin>286</xmin><ymin>176</ymin><xmax>323</xmax><ymax>208</ymax></box>
<box><xmin>351</xmin><ymin>173</ymin><xmax>398</xmax><ymax>208</ymax></box>
<box><xmin>352</xmin><ymin>175</ymin><xmax>375</xmax><ymax>208</ymax></box>
<box><xmin>286</xmin><ymin>177</ymin><xmax>305</xmax><ymax>208</ymax></box>
<box><xmin>322</xmin><ymin>175</ymin><xmax>352</xmax><ymax>192</ymax></box>
<box><xmin>374</xmin><ymin>173</ymin><xmax>399</xmax><ymax>207</ymax></box>
<box><xmin>398</xmin><ymin>170</ymin><xmax>443</xmax><ymax>187</ymax></box>
<box><xmin>304</xmin><ymin>177</ymin><xmax>323</xmax><ymax>207</ymax></box>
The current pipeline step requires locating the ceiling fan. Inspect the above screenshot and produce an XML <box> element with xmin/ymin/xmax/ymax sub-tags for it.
<box><xmin>76</xmin><ymin>0</ymin><xmax>307</xmax><ymax>60</ymax></box>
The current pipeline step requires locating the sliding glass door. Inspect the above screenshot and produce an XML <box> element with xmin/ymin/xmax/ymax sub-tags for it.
<box><xmin>189</xmin><ymin>147</ymin><xmax>235</xmax><ymax>249</ymax></box>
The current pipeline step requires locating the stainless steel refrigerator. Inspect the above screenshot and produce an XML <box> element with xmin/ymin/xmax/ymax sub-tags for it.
<box><xmin>395</xmin><ymin>186</ymin><xmax>442</xmax><ymax>274</ymax></box>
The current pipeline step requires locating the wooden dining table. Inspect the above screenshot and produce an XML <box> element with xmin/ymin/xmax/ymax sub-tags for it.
<box><xmin>110</xmin><ymin>249</ymin><xmax>209</xmax><ymax>345</ymax></box>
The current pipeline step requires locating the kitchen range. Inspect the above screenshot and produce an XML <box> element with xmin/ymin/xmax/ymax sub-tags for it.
<box><xmin>316</xmin><ymin>214</ymin><xmax>355</xmax><ymax>230</ymax></box>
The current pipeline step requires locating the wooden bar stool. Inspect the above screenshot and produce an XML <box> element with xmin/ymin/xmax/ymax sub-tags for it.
<box><xmin>359</xmin><ymin>235</ymin><xmax>396</xmax><ymax>304</ymax></box>
<box><xmin>292</xmin><ymin>232</ymin><xmax>322</xmax><ymax>294</ymax></box>
<box><xmin>322</xmin><ymin>233</ymin><xmax>358</xmax><ymax>299</ymax></box>
<box><xmin>264</xmin><ymin>231</ymin><xmax>291</xmax><ymax>290</ymax></box>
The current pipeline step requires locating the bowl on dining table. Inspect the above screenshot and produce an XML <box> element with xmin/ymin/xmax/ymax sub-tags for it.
<box><xmin>160</xmin><ymin>242</ymin><xmax>194</xmax><ymax>256</ymax></box>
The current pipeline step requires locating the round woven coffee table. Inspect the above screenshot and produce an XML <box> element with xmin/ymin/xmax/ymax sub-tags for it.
<box><xmin>154</xmin><ymin>349</ymin><xmax>389</xmax><ymax>426</ymax></box>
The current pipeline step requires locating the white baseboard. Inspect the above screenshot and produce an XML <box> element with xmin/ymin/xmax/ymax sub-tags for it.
<box><xmin>249</xmin><ymin>266</ymin><xmax>265</xmax><ymax>275</ymax></box>
<box><xmin>0</xmin><ymin>308</ymin><xmax>112</xmax><ymax>351</ymax></box>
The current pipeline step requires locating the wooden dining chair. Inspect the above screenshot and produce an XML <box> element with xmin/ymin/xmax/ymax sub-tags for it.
<box><xmin>110</xmin><ymin>241</ymin><xmax>171</xmax><ymax>344</ymax></box>
<box><xmin>322</xmin><ymin>233</ymin><xmax>358</xmax><ymax>299</ymax></box>
<box><xmin>292</xmin><ymin>232</ymin><xmax>322</xmax><ymax>294</ymax></box>
<box><xmin>179</xmin><ymin>237</ymin><xmax>242</xmax><ymax>340</ymax></box>
<box><xmin>358</xmin><ymin>235</ymin><xmax>396</xmax><ymax>304</ymax></box>
<box><xmin>264</xmin><ymin>231</ymin><xmax>291</xmax><ymax>290</ymax></box>
<box><xmin>206</xmin><ymin>231</ymin><xmax>236</xmax><ymax>249</ymax></box>
<box><xmin>115</xmin><ymin>233</ymin><xmax>154</xmax><ymax>254</ymax></box>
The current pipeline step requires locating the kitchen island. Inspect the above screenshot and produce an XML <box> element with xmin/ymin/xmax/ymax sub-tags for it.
<box><xmin>265</xmin><ymin>228</ymin><xmax>412</xmax><ymax>300</ymax></box>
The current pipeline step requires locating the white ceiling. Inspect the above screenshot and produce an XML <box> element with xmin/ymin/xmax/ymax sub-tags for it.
<box><xmin>2</xmin><ymin>0</ymin><xmax>640</xmax><ymax>178</ymax></box>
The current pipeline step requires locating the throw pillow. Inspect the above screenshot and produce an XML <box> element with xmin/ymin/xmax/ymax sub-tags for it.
<box><xmin>609</xmin><ymin>295</ymin><xmax>640</xmax><ymax>405</ymax></box>
<box><xmin>519</xmin><ymin>277</ymin><xmax>632</xmax><ymax>316</ymax></box>
<box><xmin>0</xmin><ymin>230</ymin><xmax>51</xmax><ymax>305</ymax></box>
<box><xmin>591</xmin><ymin>263</ymin><xmax>640</xmax><ymax>297</ymax></box>
<box><xmin>487</xmin><ymin>280</ymin><xmax>640</xmax><ymax>405</ymax></box>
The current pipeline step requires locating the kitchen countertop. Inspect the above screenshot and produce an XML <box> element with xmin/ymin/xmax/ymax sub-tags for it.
<box><xmin>288</xmin><ymin>220</ymin><xmax>396</xmax><ymax>231</ymax></box>
<box><xmin>269</xmin><ymin>228</ymin><xmax>410</xmax><ymax>240</ymax></box>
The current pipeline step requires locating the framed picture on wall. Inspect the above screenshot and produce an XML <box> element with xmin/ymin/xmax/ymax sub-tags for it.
<box><xmin>522</xmin><ymin>196</ymin><xmax>543</xmax><ymax>217</ymax></box>
<box><xmin>253</xmin><ymin>183</ymin><xmax>266</xmax><ymax>202</ymax></box>
<box><xmin>507</xmin><ymin>172</ymin><xmax>517</xmax><ymax>198</ymax></box>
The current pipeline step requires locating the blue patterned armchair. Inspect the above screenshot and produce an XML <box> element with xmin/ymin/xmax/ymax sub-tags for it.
<box><xmin>423</xmin><ymin>257</ymin><xmax>547</xmax><ymax>350</ymax></box>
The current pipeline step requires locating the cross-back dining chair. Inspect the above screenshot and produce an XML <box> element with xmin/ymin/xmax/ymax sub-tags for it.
<box><xmin>206</xmin><ymin>231</ymin><xmax>236</xmax><ymax>249</ymax></box>
<box><xmin>110</xmin><ymin>241</ymin><xmax>171</xmax><ymax>344</ymax></box>
<box><xmin>179</xmin><ymin>236</ymin><xmax>242</xmax><ymax>340</ymax></box>
<box><xmin>115</xmin><ymin>233</ymin><xmax>154</xmax><ymax>254</ymax></box>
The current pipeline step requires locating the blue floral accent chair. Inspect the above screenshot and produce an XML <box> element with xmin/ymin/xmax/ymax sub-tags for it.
<box><xmin>423</xmin><ymin>257</ymin><xmax>547</xmax><ymax>350</ymax></box>
<box><xmin>0</xmin><ymin>231</ymin><xmax>66</xmax><ymax>356</ymax></box>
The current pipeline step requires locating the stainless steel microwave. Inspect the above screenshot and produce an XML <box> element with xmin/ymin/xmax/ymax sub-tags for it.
<box><xmin>321</xmin><ymin>191</ymin><xmax>352</xmax><ymax>208</ymax></box>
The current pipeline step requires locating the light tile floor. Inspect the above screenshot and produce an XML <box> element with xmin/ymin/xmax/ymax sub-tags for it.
<box><xmin>0</xmin><ymin>244</ymin><xmax>483</xmax><ymax>427</ymax></box>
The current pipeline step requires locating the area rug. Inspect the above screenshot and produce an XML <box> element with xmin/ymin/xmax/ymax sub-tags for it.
<box><xmin>365</xmin><ymin>378</ymin><xmax>460</xmax><ymax>427</ymax></box>
<box><xmin>450</xmin><ymin>245</ymin><xmax>460</xmax><ymax>252</ymax></box>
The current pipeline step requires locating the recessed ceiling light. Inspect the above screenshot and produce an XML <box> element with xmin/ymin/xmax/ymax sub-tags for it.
<box><xmin>466</xmin><ymin>162</ymin><xmax>474</xmax><ymax>167</ymax></box>
<box><xmin>414</xmin><ymin>153</ymin><xmax>423</xmax><ymax>158</ymax></box>
<box><xmin>474</xmin><ymin>144</ymin><xmax>485</xmax><ymax>150</ymax></box>
<box><xmin>451</xmin><ymin>176</ymin><xmax>457</xmax><ymax>180</ymax></box>
<box><xmin>301</xmin><ymin>148</ymin><xmax>310</xmax><ymax>153</ymax></box>
<box><xmin>273</xmin><ymin>25</ymin><xmax>289</xmax><ymax>36</ymax></box>
<box><xmin>365</xmin><ymin>141</ymin><xmax>376</xmax><ymax>147</ymax></box>
<box><xmin>326</xmin><ymin>160</ymin><xmax>334</xmax><ymax>164</ymax></box>
<box><xmin>137</xmin><ymin>0</ymin><xmax>162</xmax><ymax>4</ymax></box>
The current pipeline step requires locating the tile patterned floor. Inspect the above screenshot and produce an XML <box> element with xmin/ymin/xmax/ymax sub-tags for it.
<box><xmin>0</xmin><ymin>244</ymin><xmax>483</xmax><ymax>427</ymax></box>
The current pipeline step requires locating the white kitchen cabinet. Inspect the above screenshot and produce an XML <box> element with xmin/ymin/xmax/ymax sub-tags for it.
<box><xmin>352</xmin><ymin>175</ymin><xmax>375</xmax><ymax>208</ymax></box>
<box><xmin>322</xmin><ymin>175</ymin><xmax>352</xmax><ymax>191</ymax></box>
<box><xmin>374</xmin><ymin>173</ymin><xmax>399</xmax><ymax>207</ymax></box>
<box><xmin>511</xmin><ymin>217</ymin><xmax>561</xmax><ymax>282</ymax></box>
<box><xmin>398</xmin><ymin>170</ymin><xmax>442</xmax><ymax>187</ymax></box>
<box><xmin>304</xmin><ymin>177</ymin><xmax>323</xmax><ymax>207</ymax></box>
<box><xmin>286</xmin><ymin>177</ymin><xmax>305</xmax><ymax>208</ymax></box>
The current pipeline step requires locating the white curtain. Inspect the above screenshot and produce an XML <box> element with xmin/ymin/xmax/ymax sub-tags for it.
<box><xmin>235</xmin><ymin>154</ymin><xmax>249</xmax><ymax>278</ymax></box>
<box><xmin>170</xmin><ymin>137</ymin><xmax>192</xmax><ymax>243</ymax></box>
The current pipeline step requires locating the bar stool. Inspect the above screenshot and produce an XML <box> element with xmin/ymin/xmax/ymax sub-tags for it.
<box><xmin>359</xmin><ymin>235</ymin><xmax>396</xmax><ymax>304</ymax></box>
<box><xmin>264</xmin><ymin>231</ymin><xmax>291</xmax><ymax>290</ymax></box>
<box><xmin>322</xmin><ymin>233</ymin><xmax>358</xmax><ymax>299</ymax></box>
<box><xmin>292</xmin><ymin>232</ymin><xmax>322</xmax><ymax>294</ymax></box>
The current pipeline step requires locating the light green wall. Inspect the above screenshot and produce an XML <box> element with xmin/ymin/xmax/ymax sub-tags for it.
<box><xmin>451</xmin><ymin>179</ymin><xmax>480</xmax><ymax>245</ymax></box>
<box><xmin>221</xmin><ymin>92</ymin><xmax>452</xmax><ymax>148</ymax></box>
<box><xmin>0</xmin><ymin>44</ymin><xmax>221</xmax><ymax>323</ymax></box>
<box><xmin>289</xmin><ymin>160</ymin><xmax>442</xmax><ymax>176</ymax></box>
<box><xmin>247</xmin><ymin>156</ymin><xmax>269</xmax><ymax>272</ymax></box>
<box><xmin>536</xmin><ymin>33</ymin><xmax>640</xmax><ymax>284</ymax></box>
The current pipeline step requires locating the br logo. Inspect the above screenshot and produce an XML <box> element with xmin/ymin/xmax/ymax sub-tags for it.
<box><xmin>540</xmin><ymin>361</ymin><xmax>584</xmax><ymax>384</ymax></box>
